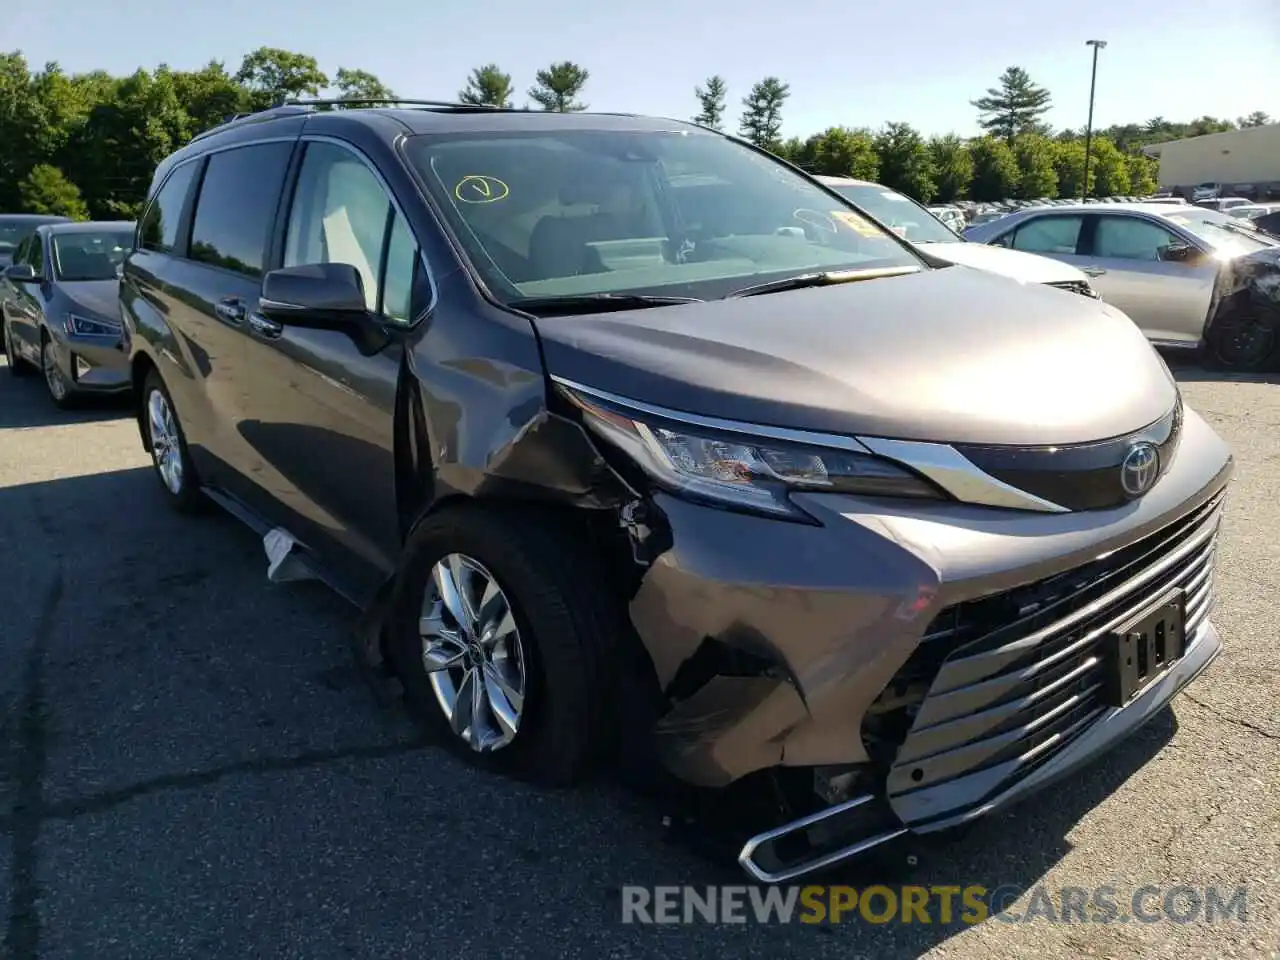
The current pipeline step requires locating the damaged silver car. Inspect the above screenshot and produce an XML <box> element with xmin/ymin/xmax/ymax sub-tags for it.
<box><xmin>120</xmin><ymin>101</ymin><xmax>1234</xmax><ymax>883</ymax></box>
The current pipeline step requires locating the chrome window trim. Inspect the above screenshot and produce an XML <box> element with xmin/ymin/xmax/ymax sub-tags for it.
<box><xmin>553</xmin><ymin>377</ymin><xmax>1071</xmax><ymax>513</ymax></box>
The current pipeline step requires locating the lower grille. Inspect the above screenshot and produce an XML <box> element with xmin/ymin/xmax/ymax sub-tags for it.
<box><xmin>869</xmin><ymin>490</ymin><xmax>1224</xmax><ymax>827</ymax></box>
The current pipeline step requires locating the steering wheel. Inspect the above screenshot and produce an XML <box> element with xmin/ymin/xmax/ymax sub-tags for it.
<box><xmin>791</xmin><ymin>208</ymin><xmax>839</xmax><ymax>241</ymax></box>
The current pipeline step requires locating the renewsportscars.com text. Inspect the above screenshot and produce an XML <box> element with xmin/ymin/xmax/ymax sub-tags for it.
<box><xmin>620</xmin><ymin>884</ymin><xmax>1250</xmax><ymax>926</ymax></box>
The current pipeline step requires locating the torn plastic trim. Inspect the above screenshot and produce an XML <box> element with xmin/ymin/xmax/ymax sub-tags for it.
<box><xmin>737</xmin><ymin>793</ymin><xmax>908</xmax><ymax>883</ymax></box>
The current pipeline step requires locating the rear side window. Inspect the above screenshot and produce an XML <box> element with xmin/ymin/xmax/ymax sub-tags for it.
<box><xmin>1009</xmin><ymin>215</ymin><xmax>1083</xmax><ymax>255</ymax></box>
<box><xmin>189</xmin><ymin>142</ymin><xmax>294</xmax><ymax>277</ymax></box>
<box><xmin>140</xmin><ymin>161</ymin><xmax>199</xmax><ymax>253</ymax></box>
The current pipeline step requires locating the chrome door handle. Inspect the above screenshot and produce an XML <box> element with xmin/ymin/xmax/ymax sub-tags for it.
<box><xmin>1081</xmin><ymin>266</ymin><xmax>1107</xmax><ymax>277</ymax></box>
<box><xmin>247</xmin><ymin>312</ymin><xmax>283</xmax><ymax>339</ymax></box>
<box><xmin>214</xmin><ymin>298</ymin><xmax>245</xmax><ymax>325</ymax></box>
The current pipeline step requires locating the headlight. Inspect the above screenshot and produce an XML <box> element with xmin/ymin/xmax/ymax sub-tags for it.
<box><xmin>562</xmin><ymin>386</ymin><xmax>944</xmax><ymax>519</ymax></box>
<box><xmin>65</xmin><ymin>313</ymin><xmax>122</xmax><ymax>337</ymax></box>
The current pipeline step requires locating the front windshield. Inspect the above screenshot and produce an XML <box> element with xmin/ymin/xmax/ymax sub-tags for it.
<box><xmin>403</xmin><ymin>128</ymin><xmax>922</xmax><ymax>303</ymax></box>
<box><xmin>52</xmin><ymin>230</ymin><xmax>134</xmax><ymax>281</ymax></box>
<box><xmin>828</xmin><ymin>183</ymin><xmax>961</xmax><ymax>244</ymax></box>
<box><xmin>0</xmin><ymin>219</ymin><xmax>43</xmax><ymax>256</ymax></box>
<box><xmin>1166</xmin><ymin>210</ymin><xmax>1277</xmax><ymax>254</ymax></box>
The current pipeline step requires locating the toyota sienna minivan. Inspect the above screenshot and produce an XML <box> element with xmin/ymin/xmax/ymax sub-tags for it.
<box><xmin>120</xmin><ymin>100</ymin><xmax>1233</xmax><ymax>883</ymax></box>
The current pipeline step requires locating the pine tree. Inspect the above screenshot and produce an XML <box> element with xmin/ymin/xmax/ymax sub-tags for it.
<box><xmin>739</xmin><ymin>77</ymin><xmax>789</xmax><ymax>151</ymax></box>
<box><xmin>693</xmin><ymin>75</ymin><xmax>727</xmax><ymax>130</ymax></box>
<box><xmin>972</xmin><ymin>67</ymin><xmax>1053</xmax><ymax>141</ymax></box>
<box><xmin>458</xmin><ymin>65</ymin><xmax>514</xmax><ymax>108</ymax></box>
<box><xmin>528</xmin><ymin>62</ymin><xmax>589</xmax><ymax>112</ymax></box>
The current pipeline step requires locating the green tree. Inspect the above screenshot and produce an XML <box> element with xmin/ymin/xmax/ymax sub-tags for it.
<box><xmin>458</xmin><ymin>64</ymin><xmax>514</xmax><ymax>108</ymax></box>
<box><xmin>334</xmin><ymin>67</ymin><xmax>394</xmax><ymax>102</ymax></box>
<box><xmin>1088</xmin><ymin>137</ymin><xmax>1130</xmax><ymax>196</ymax></box>
<box><xmin>234</xmin><ymin>47</ymin><xmax>327</xmax><ymax>109</ymax></box>
<box><xmin>972</xmin><ymin>66</ymin><xmax>1053</xmax><ymax>141</ymax></box>
<box><xmin>528</xmin><ymin>61</ymin><xmax>589</xmax><ymax>112</ymax></box>
<box><xmin>1238</xmin><ymin>111</ymin><xmax>1271</xmax><ymax>128</ymax></box>
<box><xmin>927</xmin><ymin>135</ymin><xmax>973</xmax><ymax>202</ymax></box>
<box><xmin>63</xmin><ymin>68</ymin><xmax>189</xmax><ymax>218</ymax></box>
<box><xmin>773</xmin><ymin>136</ymin><xmax>805</xmax><ymax>164</ymax></box>
<box><xmin>169</xmin><ymin>61</ymin><xmax>247</xmax><ymax>135</ymax></box>
<box><xmin>0</xmin><ymin>52</ymin><xmax>51</xmax><ymax>209</ymax></box>
<box><xmin>1012</xmin><ymin>133</ymin><xmax>1058</xmax><ymax>198</ymax></box>
<box><xmin>19</xmin><ymin>164</ymin><xmax>88</xmax><ymax>219</ymax></box>
<box><xmin>968</xmin><ymin>136</ymin><xmax>1020</xmax><ymax>201</ymax></box>
<box><xmin>739</xmin><ymin>77</ymin><xmax>789</xmax><ymax>151</ymax></box>
<box><xmin>693</xmin><ymin>75</ymin><xmax>727</xmax><ymax>130</ymax></box>
<box><xmin>873</xmin><ymin>122</ymin><xmax>935</xmax><ymax>201</ymax></box>
<box><xmin>1127</xmin><ymin>152</ymin><xmax>1159</xmax><ymax>195</ymax></box>
<box><xmin>1052</xmin><ymin>138</ymin><xmax>1090</xmax><ymax>198</ymax></box>
<box><xmin>795</xmin><ymin>126</ymin><xmax>879</xmax><ymax>180</ymax></box>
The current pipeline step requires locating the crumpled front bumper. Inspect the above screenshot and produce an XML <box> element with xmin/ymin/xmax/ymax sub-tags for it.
<box><xmin>628</xmin><ymin>406</ymin><xmax>1233</xmax><ymax>806</ymax></box>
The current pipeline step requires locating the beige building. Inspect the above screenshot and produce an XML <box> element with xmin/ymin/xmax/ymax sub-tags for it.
<box><xmin>1143</xmin><ymin>123</ymin><xmax>1280</xmax><ymax>197</ymax></box>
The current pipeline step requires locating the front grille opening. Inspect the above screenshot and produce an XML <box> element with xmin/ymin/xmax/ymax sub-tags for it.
<box><xmin>862</xmin><ymin>490</ymin><xmax>1224</xmax><ymax>819</ymax></box>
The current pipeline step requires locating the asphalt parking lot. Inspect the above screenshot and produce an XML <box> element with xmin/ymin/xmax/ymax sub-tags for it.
<box><xmin>0</xmin><ymin>357</ymin><xmax>1277</xmax><ymax>960</ymax></box>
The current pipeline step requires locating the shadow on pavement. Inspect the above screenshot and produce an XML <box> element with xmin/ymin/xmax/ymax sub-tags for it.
<box><xmin>0</xmin><ymin>357</ymin><xmax>132</xmax><ymax>430</ymax></box>
<box><xmin>0</xmin><ymin>454</ymin><xmax>1184</xmax><ymax>959</ymax></box>
<box><xmin>1161</xmin><ymin>353</ymin><xmax>1280</xmax><ymax>385</ymax></box>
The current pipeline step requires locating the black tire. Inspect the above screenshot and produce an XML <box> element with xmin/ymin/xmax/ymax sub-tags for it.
<box><xmin>1204</xmin><ymin>305</ymin><xmax>1279</xmax><ymax>372</ymax></box>
<box><xmin>41</xmin><ymin>334</ymin><xmax>77</xmax><ymax>409</ymax></box>
<box><xmin>142</xmin><ymin>369</ymin><xmax>205</xmax><ymax>513</ymax></box>
<box><xmin>388</xmin><ymin>503</ymin><xmax>621</xmax><ymax>786</ymax></box>
<box><xmin>3</xmin><ymin>317</ymin><xmax>32</xmax><ymax>376</ymax></box>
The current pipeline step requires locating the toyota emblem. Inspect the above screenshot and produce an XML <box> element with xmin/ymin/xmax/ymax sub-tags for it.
<box><xmin>1120</xmin><ymin>442</ymin><xmax>1160</xmax><ymax>498</ymax></box>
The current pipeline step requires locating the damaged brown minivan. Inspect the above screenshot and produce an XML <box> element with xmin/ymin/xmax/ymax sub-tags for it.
<box><xmin>121</xmin><ymin>100</ymin><xmax>1233</xmax><ymax>882</ymax></box>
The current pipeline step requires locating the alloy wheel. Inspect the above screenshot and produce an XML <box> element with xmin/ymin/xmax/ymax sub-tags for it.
<box><xmin>419</xmin><ymin>553</ymin><xmax>527</xmax><ymax>753</ymax></box>
<box><xmin>147</xmin><ymin>388</ymin><xmax>184</xmax><ymax>495</ymax></box>
<box><xmin>42</xmin><ymin>339</ymin><xmax>69</xmax><ymax>401</ymax></box>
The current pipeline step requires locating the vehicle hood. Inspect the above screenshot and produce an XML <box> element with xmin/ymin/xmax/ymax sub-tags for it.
<box><xmin>57</xmin><ymin>279</ymin><xmax>122</xmax><ymax>320</ymax></box>
<box><xmin>536</xmin><ymin>265</ymin><xmax>1177</xmax><ymax>447</ymax></box>
<box><xmin>915</xmin><ymin>240</ymin><xmax>1087</xmax><ymax>284</ymax></box>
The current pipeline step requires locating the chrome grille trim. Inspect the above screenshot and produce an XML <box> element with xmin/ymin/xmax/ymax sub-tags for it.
<box><xmin>882</xmin><ymin>491</ymin><xmax>1224</xmax><ymax>824</ymax></box>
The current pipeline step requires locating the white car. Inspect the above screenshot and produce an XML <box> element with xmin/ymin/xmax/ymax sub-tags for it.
<box><xmin>817</xmin><ymin>176</ymin><xmax>1099</xmax><ymax>298</ymax></box>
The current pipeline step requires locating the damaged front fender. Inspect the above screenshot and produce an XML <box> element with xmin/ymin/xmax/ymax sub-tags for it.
<box><xmin>1203</xmin><ymin>245</ymin><xmax>1280</xmax><ymax>370</ymax></box>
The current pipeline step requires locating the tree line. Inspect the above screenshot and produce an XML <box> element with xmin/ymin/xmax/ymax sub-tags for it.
<box><xmin>1</xmin><ymin>48</ymin><xmax>1273</xmax><ymax>220</ymax></box>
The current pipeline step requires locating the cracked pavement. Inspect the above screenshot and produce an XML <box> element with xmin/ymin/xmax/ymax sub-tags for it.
<box><xmin>0</xmin><ymin>357</ymin><xmax>1277</xmax><ymax>959</ymax></box>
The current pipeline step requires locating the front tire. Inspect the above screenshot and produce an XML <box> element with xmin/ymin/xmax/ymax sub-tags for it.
<box><xmin>1204</xmin><ymin>304</ymin><xmax>1279</xmax><ymax>372</ymax></box>
<box><xmin>41</xmin><ymin>334</ymin><xmax>76</xmax><ymax>408</ymax></box>
<box><xmin>142</xmin><ymin>369</ymin><xmax>204</xmax><ymax>513</ymax></box>
<box><xmin>3</xmin><ymin>317</ymin><xmax>32</xmax><ymax>376</ymax></box>
<box><xmin>388</xmin><ymin>505</ymin><xmax>621</xmax><ymax>786</ymax></box>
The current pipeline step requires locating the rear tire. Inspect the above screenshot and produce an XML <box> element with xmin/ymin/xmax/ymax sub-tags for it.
<box><xmin>142</xmin><ymin>369</ymin><xmax>205</xmax><ymax>513</ymax></box>
<box><xmin>3</xmin><ymin>317</ymin><xmax>32</xmax><ymax>376</ymax></box>
<box><xmin>388</xmin><ymin>504</ymin><xmax>621</xmax><ymax>786</ymax></box>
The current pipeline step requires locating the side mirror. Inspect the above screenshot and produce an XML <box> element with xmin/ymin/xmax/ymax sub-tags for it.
<box><xmin>1158</xmin><ymin>243</ymin><xmax>1202</xmax><ymax>264</ymax></box>
<box><xmin>4</xmin><ymin>263</ymin><xmax>40</xmax><ymax>283</ymax></box>
<box><xmin>259</xmin><ymin>262</ymin><xmax>369</xmax><ymax>328</ymax></box>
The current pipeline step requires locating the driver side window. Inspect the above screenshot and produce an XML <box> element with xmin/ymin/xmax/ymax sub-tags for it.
<box><xmin>284</xmin><ymin>141</ymin><xmax>424</xmax><ymax>324</ymax></box>
<box><xmin>1092</xmin><ymin>216</ymin><xmax>1180</xmax><ymax>262</ymax></box>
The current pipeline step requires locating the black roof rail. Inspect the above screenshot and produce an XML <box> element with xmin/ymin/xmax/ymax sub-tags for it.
<box><xmin>280</xmin><ymin>97</ymin><xmax>512</xmax><ymax>112</ymax></box>
<box><xmin>189</xmin><ymin>104</ymin><xmax>314</xmax><ymax>144</ymax></box>
<box><xmin>187</xmin><ymin>97</ymin><xmax>518</xmax><ymax>146</ymax></box>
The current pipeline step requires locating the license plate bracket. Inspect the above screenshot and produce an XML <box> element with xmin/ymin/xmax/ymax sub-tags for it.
<box><xmin>1102</xmin><ymin>587</ymin><xmax>1187</xmax><ymax>707</ymax></box>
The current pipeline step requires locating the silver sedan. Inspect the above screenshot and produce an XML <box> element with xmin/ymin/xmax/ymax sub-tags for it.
<box><xmin>964</xmin><ymin>203</ymin><xmax>1280</xmax><ymax>368</ymax></box>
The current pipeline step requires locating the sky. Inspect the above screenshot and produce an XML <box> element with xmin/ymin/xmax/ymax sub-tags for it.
<box><xmin>7</xmin><ymin>0</ymin><xmax>1280</xmax><ymax>140</ymax></box>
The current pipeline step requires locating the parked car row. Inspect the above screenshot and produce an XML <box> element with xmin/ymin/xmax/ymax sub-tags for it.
<box><xmin>1</xmin><ymin>218</ymin><xmax>135</xmax><ymax>407</ymax></box>
<box><xmin>964</xmin><ymin>201</ymin><xmax>1280</xmax><ymax>370</ymax></box>
<box><xmin>0</xmin><ymin>101</ymin><xmax>1240</xmax><ymax>885</ymax></box>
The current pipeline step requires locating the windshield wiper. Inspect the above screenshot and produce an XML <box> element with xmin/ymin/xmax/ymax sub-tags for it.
<box><xmin>724</xmin><ymin>266</ymin><xmax>921</xmax><ymax>299</ymax></box>
<box><xmin>507</xmin><ymin>293</ymin><xmax>702</xmax><ymax>316</ymax></box>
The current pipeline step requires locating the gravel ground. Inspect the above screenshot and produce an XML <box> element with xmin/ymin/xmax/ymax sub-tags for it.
<box><xmin>0</xmin><ymin>356</ymin><xmax>1276</xmax><ymax>960</ymax></box>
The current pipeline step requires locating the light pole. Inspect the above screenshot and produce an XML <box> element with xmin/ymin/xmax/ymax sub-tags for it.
<box><xmin>1082</xmin><ymin>39</ymin><xmax>1107</xmax><ymax>199</ymax></box>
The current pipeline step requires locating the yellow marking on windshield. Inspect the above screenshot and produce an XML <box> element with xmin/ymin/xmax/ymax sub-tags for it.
<box><xmin>830</xmin><ymin>210</ymin><xmax>882</xmax><ymax>237</ymax></box>
<box><xmin>454</xmin><ymin>175</ymin><xmax>510</xmax><ymax>204</ymax></box>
